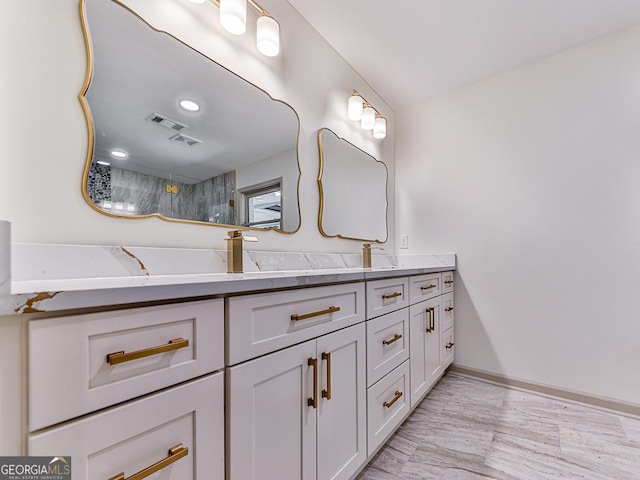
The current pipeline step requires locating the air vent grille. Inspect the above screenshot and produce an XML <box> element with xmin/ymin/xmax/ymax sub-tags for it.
<box><xmin>169</xmin><ymin>133</ymin><xmax>202</xmax><ymax>147</ymax></box>
<box><xmin>146</xmin><ymin>113</ymin><xmax>188</xmax><ymax>132</ymax></box>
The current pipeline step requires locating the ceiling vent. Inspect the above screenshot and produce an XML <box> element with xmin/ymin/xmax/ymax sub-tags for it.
<box><xmin>169</xmin><ymin>133</ymin><xmax>202</xmax><ymax>147</ymax></box>
<box><xmin>146</xmin><ymin>113</ymin><xmax>188</xmax><ymax>132</ymax></box>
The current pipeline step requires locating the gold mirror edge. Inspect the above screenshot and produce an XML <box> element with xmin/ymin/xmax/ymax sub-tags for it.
<box><xmin>316</xmin><ymin>127</ymin><xmax>389</xmax><ymax>243</ymax></box>
<box><xmin>78</xmin><ymin>0</ymin><xmax>301</xmax><ymax>235</ymax></box>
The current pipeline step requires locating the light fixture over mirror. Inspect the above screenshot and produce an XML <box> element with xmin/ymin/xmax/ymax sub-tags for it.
<box><xmin>347</xmin><ymin>90</ymin><xmax>386</xmax><ymax>139</ymax></box>
<box><xmin>190</xmin><ymin>0</ymin><xmax>280</xmax><ymax>56</ymax></box>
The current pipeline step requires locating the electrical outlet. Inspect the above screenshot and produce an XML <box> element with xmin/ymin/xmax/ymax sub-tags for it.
<box><xmin>400</xmin><ymin>234</ymin><xmax>408</xmax><ymax>249</ymax></box>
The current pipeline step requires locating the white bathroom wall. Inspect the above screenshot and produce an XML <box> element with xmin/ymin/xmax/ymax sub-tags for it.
<box><xmin>396</xmin><ymin>25</ymin><xmax>640</xmax><ymax>405</ymax></box>
<box><xmin>0</xmin><ymin>0</ymin><xmax>395</xmax><ymax>253</ymax></box>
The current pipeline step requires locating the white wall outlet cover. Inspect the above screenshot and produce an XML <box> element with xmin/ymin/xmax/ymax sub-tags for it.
<box><xmin>400</xmin><ymin>234</ymin><xmax>408</xmax><ymax>249</ymax></box>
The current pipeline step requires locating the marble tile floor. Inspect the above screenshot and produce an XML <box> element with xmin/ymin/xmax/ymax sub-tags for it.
<box><xmin>357</xmin><ymin>374</ymin><xmax>640</xmax><ymax>480</ymax></box>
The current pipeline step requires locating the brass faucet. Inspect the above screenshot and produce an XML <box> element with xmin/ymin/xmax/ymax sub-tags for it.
<box><xmin>226</xmin><ymin>230</ymin><xmax>258</xmax><ymax>273</ymax></box>
<box><xmin>362</xmin><ymin>243</ymin><xmax>383</xmax><ymax>268</ymax></box>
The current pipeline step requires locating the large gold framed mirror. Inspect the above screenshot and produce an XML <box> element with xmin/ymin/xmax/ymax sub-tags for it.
<box><xmin>80</xmin><ymin>0</ymin><xmax>301</xmax><ymax>232</ymax></box>
<box><xmin>318</xmin><ymin>128</ymin><xmax>388</xmax><ymax>243</ymax></box>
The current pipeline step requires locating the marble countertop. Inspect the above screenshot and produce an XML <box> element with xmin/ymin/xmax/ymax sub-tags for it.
<box><xmin>0</xmin><ymin>245</ymin><xmax>455</xmax><ymax>316</ymax></box>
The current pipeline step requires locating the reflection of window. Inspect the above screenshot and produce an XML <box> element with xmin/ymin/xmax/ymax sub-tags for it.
<box><xmin>243</xmin><ymin>183</ymin><xmax>282</xmax><ymax>229</ymax></box>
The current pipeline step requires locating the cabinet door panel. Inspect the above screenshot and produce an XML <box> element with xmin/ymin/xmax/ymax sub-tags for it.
<box><xmin>317</xmin><ymin>324</ymin><xmax>367</xmax><ymax>480</ymax></box>
<box><xmin>441</xmin><ymin>292</ymin><xmax>454</xmax><ymax>332</ymax></box>
<box><xmin>227</xmin><ymin>340</ymin><xmax>317</xmax><ymax>480</ymax></box>
<box><xmin>409</xmin><ymin>297</ymin><xmax>442</xmax><ymax>407</ymax></box>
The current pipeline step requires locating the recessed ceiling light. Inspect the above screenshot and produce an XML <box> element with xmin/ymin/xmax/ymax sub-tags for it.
<box><xmin>110</xmin><ymin>149</ymin><xmax>128</xmax><ymax>159</ymax></box>
<box><xmin>96</xmin><ymin>160</ymin><xmax>111</xmax><ymax>166</ymax></box>
<box><xmin>179</xmin><ymin>99</ymin><xmax>200</xmax><ymax>112</ymax></box>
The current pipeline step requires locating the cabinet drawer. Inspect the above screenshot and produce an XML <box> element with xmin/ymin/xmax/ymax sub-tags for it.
<box><xmin>367</xmin><ymin>360</ymin><xmax>410</xmax><ymax>455</ymax></box>
<box><xmin>366</xmin><ymin>309</ymin><xmax>409</xmax><ymax>387</ymax></box>
<box><xmin>28</xmin><ymin>373</ymin><xmax>224</xmax><ymax>480</ymax></box>
<box><xmin>226</xmin><ymin>283</ymin><xmax>365</xmax><ymax>365</ymax></box>
<box><xmin>441</xmin><ymin>292</ymin><xmax>454</xmax><ymax>332</ymax></box>
<box><xmin>366</xmin><ymin>277</ymin><xmax>409</xmax><ymax>319</ymax></box>
<box><xmin>409</xmin><ymin>273</ymin><xmax>441</xmax><ymax>304</ymax></box>
<box><xmin>442</xmin><ymin>327</ymin><xmax>455</xmax><ymax>368</ymax></box>
<box><xmin>442</xmin><ymin>271</ymin><xmax>455</xmax><ymax>294</ymax></box>
<box><xmin>29</xmin><ymin>299</ymin><xmax>223</xmax><ymax>431</ymax></box>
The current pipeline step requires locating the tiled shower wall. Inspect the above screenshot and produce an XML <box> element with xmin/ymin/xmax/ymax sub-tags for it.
<box><xmin>87</xmin><ymin>162</ymin><xmax>235</xmax><ymax>224</ymax></box>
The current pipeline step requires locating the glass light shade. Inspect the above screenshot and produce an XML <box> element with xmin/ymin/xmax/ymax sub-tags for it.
<box><xmin>257</xmin><ymin>16</ymin><xmax>280</xmax><ymax>57</ymax></box>
<box><xmin>189</xmin><ymin>0</ymin><xmax>206</xmax><ymax>3</ymax></box>
<box><xmin>220</xmin><ymin>0</ymin><xmax>247</xmax><ymax>35</ymax></box>
<box><xmin>348</xmin><ymin>94</ymin><xmax>364</xmax><ymax>121</ymax></box>
<box><xmin>361</xmin><ymin>106</ymin><xmax>375</xmax><ymax>130</ymax></box>
<box><xmin>373</xmin><ymin>116</ymin><xmax>387</xmax><ymax>139</ymax></box>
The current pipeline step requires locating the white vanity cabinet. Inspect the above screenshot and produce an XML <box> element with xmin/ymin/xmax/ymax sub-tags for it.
<box><xmin>227</xmin><ymin>322</ymin><xmax>367</xmax><ymax>480</ymax></box>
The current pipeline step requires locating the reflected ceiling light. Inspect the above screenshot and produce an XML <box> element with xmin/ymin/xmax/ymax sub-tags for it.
<box><xmin>257</xmin><ymin>15</ymin><xmax>280</xmax><ymax>57</ymax></box>
<box><xmin>96</xmin><ymin>160</ymin><xmax>111</xmax><ymax>166</ymax></box>
<box><xmin>220</xmin><ymin>0</ymin><xmax>247</xmax><ymax>35</ymax></box>
<box><xmin>373</xmin><ymin>115</ymin><xmax>387</xmax><ymax>139</ymax></box>
<box><xmin>110</xmin><ymin>149</ymin><xmax>128</xmax><ymax>159</ymax></box>
<box><xmin>179</xmin><ymin>99</ymin><xmax>200</xmax><ymax>112</ymax></box>
<box><xmin>197</xmin><ymin>0</ymin><xmax>280</xmax><ymax>56</ymax></box>
<box><xmin>347</xmin><ymin>89</ymin><xmax>387</xmax><ymax>140</ymax></box>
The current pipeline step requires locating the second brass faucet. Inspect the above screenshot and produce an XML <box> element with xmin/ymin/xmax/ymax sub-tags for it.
<box><xmin>362</xmin><ymin>243</ymin><xmax>383</xmax><ymax>268</ymax></box>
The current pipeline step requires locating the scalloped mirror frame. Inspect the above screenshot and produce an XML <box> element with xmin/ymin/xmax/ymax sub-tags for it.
<box><xmin>317</xmin><ymin>128</ymin><xmax>389</xmax><ymax>243</ymax></box>
<box><xmin>78</xmin><ymin>0</ymin><xmax>301</xmax><ymax>234</ymax></box>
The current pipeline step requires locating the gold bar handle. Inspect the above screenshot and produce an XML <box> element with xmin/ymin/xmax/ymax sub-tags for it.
<box><xmin>446</xmin><ymin>342</ymin><xmax>455</xmax><ymax>349</ymax></box>
<box><xmin>425</xmin><ymin>307</ymin><xmax>433</xmax><ymax>333</ymax></box>
<box><xmin>321</xmin><ymin>352</ymin><xmax>332</xmax><ymax>400</ymax></box>
<box><xmin>108</xmin><ymin>444</ymin><xmax>188</xmax><ymax>480</ymax></box>
<box><xmin>308</xmin><ymin>357</ymin><xmax>318</xmax><ymax>408</ymax></box>
<box><xmin>444</xmin><ymin>280</ymin><xmax>454</xmax><ymax>285</ymax></box>
<box><xmin>383</xmin><ymin>391</ymin><xmax>403</xmax><ymax>409</ymax></box>
<box><xmin>431</xmin><ymin>308</ymin><xmax>435</xmax><ymax>332</ymax></box>
<box><xmin>106</xmin><ymin>338</ymin><xmax>189</xmax><ymax>366</ymax></box>
<box><xmin>382</xmin><ymin>333</ymin><xmax>402</xmax><ymax>346</ymax></box>
<box><xmin>445</xmin><ymin>306</ymin><xmax>454</xmax><ymax>312</ymax></box>
<box><xmin>292</xmin><ymin>306</ymin><xmax>340</xmax><ymax>322</ymax></box>
<box><xmin>420</xmin><ymin>284</ymin><xmax>437</xmax><ymax>291</ymax></box>
<box><xmin>382</xmin><ymin>292</ymin><xmax>402</xmax><ymax>300</ymax></box>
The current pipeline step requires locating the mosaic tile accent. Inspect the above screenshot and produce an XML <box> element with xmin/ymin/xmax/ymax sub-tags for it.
<box><xmin>87</xmin><ymin>162</ymin><xmax>112</xmax><ymax>204</ymax></box>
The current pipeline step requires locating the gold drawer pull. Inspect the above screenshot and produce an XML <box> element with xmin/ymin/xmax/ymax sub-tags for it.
<box><xmin>308</xmin><ymin>357</ymin><xmax>318</xmax><ymax>408</ymax></box>
<box><xmin>291</xmin><ymin>306</ymin><xmax>340</xmax><ymax>322</ymax></box>
<box><xmin>425</xmin><ymin>307</ymin><xmax>434</xmax><ymax>333</ymax></box>
<box><xmin>444</xmin><ymin>280</ymin><xmax>454</xmax><ymax>285</ymax></box>
<box><xmin>322</xmin><ymin>352</ymin><xmax>332</xmax><ymax>400</ymax></box>
<box><xmin>445</xmin><ymin>306</ymin><xmax>454</xmax><ymax>312</ymax></box>
<box><xmin>106</xmin><ymin>338</ymin><xmax>189</xmax><ymax>365</ymax></box>
<box><xmin>382</xmin><ymin>292</ymin><xmax>402</xmax><ymax>300</ymax></box>
<box><xmin>108</xmin><ymin>443</ymin><xmax>188</xmax><ymax>480</ymax></box>
<box><xmin>382</xmin><ymin>333</ymin><xmax>402</xmax><ymax>346</ymax></box>
<box><xmin>383</xmin><ymin>390</ymin><xmax>403</xmax><ymax>408</ymax></box>
<box><xmin>446</xmin><ymin>342</ymin><xmax>455</xmax><ymax>349</ymax></box>
<box><xmin>420</xmin><ymin>284</ymin><xmax>437</xmax><ymax>291</ymax></box>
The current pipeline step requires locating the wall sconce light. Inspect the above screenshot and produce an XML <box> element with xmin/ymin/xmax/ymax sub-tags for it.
<box><xmin>191</xmin><ymin>0</ymin><xmax>280</xmax><ymax>57</ymax></box>
<box><xmin>348</xmin><ymin>90</ymin><xmax>386</xmax><ymax>139</ymax></box>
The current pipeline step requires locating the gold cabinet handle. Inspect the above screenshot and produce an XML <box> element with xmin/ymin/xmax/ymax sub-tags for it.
<box><xmin>431</xmin><ymin>308</ymin><xmax>435</xmax><ymax>332</ymax></box>
<box><xmin>291</xmin><ymin>306</ymin><xmax>340</xmax><ymax>322</ymax></box>
<box><xmin>420</xmin><ymin>284</ymin><xmax>437</xmax><ymax>291</ymax></box>
<box><xmin>425</xmin><ymin>307</ymin><xmax>434</xmax><ymax>333</ymax></box>
<box><xmin>321</xmin><ymin>352</ymin><xmax>332</xmax><ymax>400</ymax></box>
<box><xmin>382</xmin><ymin>333</ymin><xmax>402</xmax><ymax>346</ymax></box>
<box><xmin>383</xmin><ymin>390</ymin><xmax>403</xmax><ymax>409</ymax></box>
<box><xmin>446</xmin><ymin>342</ymin><xmax>455</xmax><ymax>349</ymax></box>
<box><xmin>108</xmin><ymin>444</ymin><xmax>188</xmax><ymax>480</ymax></box>
<box><xmin>382</xmin><ymin>292</ymin><xmax>402</xmax><ymax>300</ymax></box>
<box><xmin>444</xmin><ymin>279</ymin><xmax>454</xmax><ymax>285</ymax></box>
<box><xmin>106</xmin><ymin>338</ymin><xmax>189</xmax><ymax>366</ymax></box>
<box><xmin>445</xmin><ymin>306</ymin><xmax>454</xmax><ymax>312</ymax></box>
<box><xmin>308</xmin><ymin>357</ymin><xmax>318</xmax><ymax>408</ymax></box>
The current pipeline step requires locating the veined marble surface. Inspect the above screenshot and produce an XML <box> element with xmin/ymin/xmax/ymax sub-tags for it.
<box><xmin>0</xmin><ymin>243</ymin><xmax>455</xmax><ymax>316</ymax></box>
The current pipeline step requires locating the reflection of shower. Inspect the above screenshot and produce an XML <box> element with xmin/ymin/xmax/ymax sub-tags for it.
<box><xmin>209</xmin><ymin>213</ymin><xmax>221</xmax><ymax>223</ymax></box>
